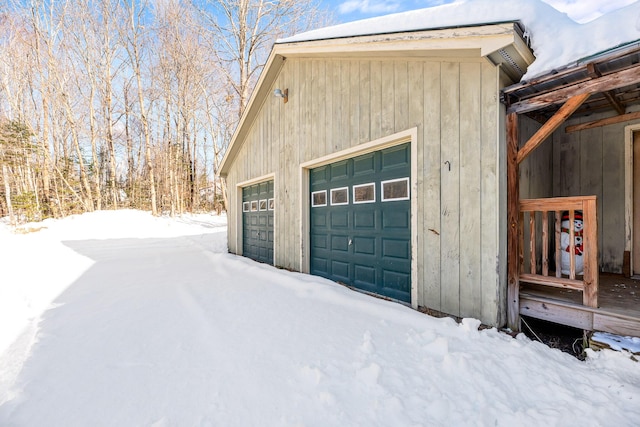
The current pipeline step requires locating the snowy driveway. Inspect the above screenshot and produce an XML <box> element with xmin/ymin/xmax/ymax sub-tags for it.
<box><xmin>1</xmin><ymin>212</ymin><xmax>639</xmax><ymax>426</ymax></box>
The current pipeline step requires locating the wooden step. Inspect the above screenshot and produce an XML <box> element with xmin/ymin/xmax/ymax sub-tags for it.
<box><xmin>520</xmin><ymin>292</ymin><xmax>640</xmax><ymax>337</ymax></box>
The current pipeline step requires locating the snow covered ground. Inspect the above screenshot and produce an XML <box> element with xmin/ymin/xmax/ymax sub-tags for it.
<box><xmin>0</xmin><ymin>210</ymin><xmax>639</xmax><ymax>426</ymax></box>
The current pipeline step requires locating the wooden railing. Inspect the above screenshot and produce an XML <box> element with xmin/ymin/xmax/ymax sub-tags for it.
<box><xmin>518</xmin><ymin>196</ymin><xmax>598</xmax><ymax>308</ymax></box>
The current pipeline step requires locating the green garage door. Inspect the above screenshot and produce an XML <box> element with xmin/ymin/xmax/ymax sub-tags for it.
<box><xmin>242</xmin><ymin>180</ymin><xmax>274</xmax><ymax>264</ymax></box>
<box><xmin>310</xmin><ymin>143</ymin><xmax>411</xmax><ymax>303</ymax></box>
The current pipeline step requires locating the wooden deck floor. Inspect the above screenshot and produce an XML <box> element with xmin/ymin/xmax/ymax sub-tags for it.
<box><xmin>520</xmin><ymin>273</ymin><xmax>640</xmax><ymax>337</ymax></box>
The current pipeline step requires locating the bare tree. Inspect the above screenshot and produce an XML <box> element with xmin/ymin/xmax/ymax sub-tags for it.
<box><xmin>119</xmin><ymin>0</ymin><xmax>159</xmax><ymax>215</ymax></box>
<box><xmin>195</xmin><ymin>0</ymin><xmax>326</xmax><ymax>118</ymax></box>
<box><xmin>191</xmin><ymin>0</ymin><xmax>328</xmax><ymax>210</ymax></box>
<box><xmin>0</xmin><ymin>0</ymin><xmax>328</xmax><ymax>222</ymax></box>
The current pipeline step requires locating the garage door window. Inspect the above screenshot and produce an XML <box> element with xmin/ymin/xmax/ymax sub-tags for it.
<box><xmin>353</xmin><ymin>183</ymin><xmax>375</xmax><ymax>204</ymax></box>
<box><xmin>259</xmin><ymin>199</ymin><xmax>267</xmax><ymax>211</ymax></box>
<box><xmin>243</xmin><ymin>202</ymin><xmax>250</xmax><ymax>212</ymax></box>
<box><xmin>312</xmin><ymin>190</ymin><xmax>327</xmax><ymax>207</ymax></box>
<box><xmin>268</xmin><ymin>198</ymin><xmax>275</xmax><ymax>210</ymax></box>
<box><xmin>381</xmin><ymin>177</ymin><xmax>410</xmax><ymax>201</ymax></box>
<box><xmin>251</xmin><ymin>200</ymin><xmax>258</xmax><ymax>211</ymax></box>
<box><xmin>331</xmin><ymin>187</ymin><xmax>349</xmax><ymax>205</ymax></box>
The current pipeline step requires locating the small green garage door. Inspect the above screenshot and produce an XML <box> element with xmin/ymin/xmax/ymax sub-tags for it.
<box><xmin>242</xmin><ymin>180</ymin><xmax>274</xmax><ymax>264</ymax></box>
<box><xmin>310</xmin><ymin>143</ymin><xmax>411</xmax><ymax>303</ymax></box>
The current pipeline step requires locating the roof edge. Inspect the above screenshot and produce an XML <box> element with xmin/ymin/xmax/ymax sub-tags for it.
<box><xmin>276</xmin><ymin>20</ymin><xmax>524</xmax><ymax>45</ymax></box>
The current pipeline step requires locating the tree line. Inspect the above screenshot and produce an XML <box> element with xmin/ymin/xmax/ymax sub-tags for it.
<box><xmin>0</xmin><ymin>0</ymin><xmax>325</xmax><ymax>224</ymax></box>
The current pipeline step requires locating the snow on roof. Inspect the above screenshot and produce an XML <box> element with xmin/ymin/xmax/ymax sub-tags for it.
<box><xmin>278</xmin><ymin>0</ymin><xmax>640</xmax><ymax>79</ymax></box>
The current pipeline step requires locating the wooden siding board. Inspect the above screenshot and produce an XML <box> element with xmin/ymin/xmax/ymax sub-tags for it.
<box><xmin>423</xmin><ymin>61</ymin><xmax>442</xmax><ymax>310</ymax></box>
<box><xmin>381</xmin><ymin>61</ymin><xmax>395</xmax><ymax>136</ymax></box>
<box><xmin>259</xmin><ymin>112</ymin><xmax>265</xmax><ymax>173</ymax></box>
<box><xmin>274</xmin><ymin>73</ymin><xmax>284</xmax><ymax>266</ymax></box>
<box><xmin>309</xmin><ymin>60</ymin><xmax>317</xmax><ymax>161</ymax></box>
<box><xmin>359</xmin><ymin>61</ymin><xmax>371</xmax><ymax>144</ymax></box>
<box><xmin>440</xmin><ymin>62</ymin><xmax>461</xmax><ymax>316</ymax></box>
<box><xmin>601</xmin><ymin>122</ymin><xmax>625</xmax><ymax>273</ymax></box>
<box><xmin>497</xmin><ymin>71</ymin><xmax>512</xmax><ymax>326</ymax></box>
<box><xmin>299</xmin><ymin>60</ymin><xmax>311</xmax><ymax>269</ymax></box>
<box><xmin>333</xmin><ymin>61</ymin><xmax>344</xmax><ymax>152</ymax></box>
<box><xmin>350</xmin><ymin>61</ymin><xmax>360</xmax><ymax>146</ymax></box>
<box><xmin>558</xmin><ymin>122</ymin><xmax>581</xmax><ymax>197</ymax></box>
<box><xmin>407</xmin><ymin>61</ymin><xmax>425</xmax><ymax>306</ymax></box>
<box><xmin>580</xmin><ymin>126</ymin><xmax>604</xmax><ymax>274</ymax></box>
<box><xmin>261</xmin><ymin>97</ymin><xmax>268</xmax><ymax>174</ymax></box>
<box><xmin>340</xmin><ymin>61</ymin><xmax>350</xmax><ymax>151</ymax></box>
<box><xmin>300</xmin><ymin>60</ymin><xmax>310</xmax><ymax>164</ymax></box>
<box><xmin>459</xmin><ymin>62</ymin><xmax>483</xmax><ymax>319</ymax></box>
<box><xmin>394</xmin><ymin>61</ymin><xmax>409</xmax><ymax>132</ymax></box>
<box><xmin>480</xmin><ymin>63</ymin><xmax>501</xmax><ymax>324</ymax></box>
<box><xmin>370</xmin><ymin>61</ymin><xmax>382</xmax><ymax>141</ymax></box>
<box><xmin>289</xmin><ymin>61</ymin><xmax>300</xmax><ymax>269</ymax></box>
<box><xmin>552</xmin><ymin>124</ymin><xmax>562</xmax><ymax>197</ymax></box>
<box><xmin>325</xmin><ymin>61</ymin><xmax>334</xmax><ymax>156</ymax></box>
<box><xmin>525</xmin><ymin>117</ymin><xmax>552</xmax><ymax>199</ymax></box>
<box><xmin>518</xmin><ymin>118</ymin><xmax>535</xmax><ymax>199</ymax></box>
<box><xmin>315</xmin><ymin>60</ymin><xmax>327</xmax><ymax>160</ymax></box>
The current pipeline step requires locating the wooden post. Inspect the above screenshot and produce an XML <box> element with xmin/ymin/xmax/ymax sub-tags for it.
<box><xmin>583</xmin><ymin>197</ymin><xmax>599</xmax><ymax>308</ymax></box>
<box><xmin>529</xmin><ymin>213</ymin><xmax>536</xmax><ymax>274</ymax></box>
<box><xmin>542</xmin><ymin>211</ymin><xmax>549</xmax><ymax>276</ymax></box>
<box><xmin>569</xmin><ymin>210</ymin><xmax>576</xmax><ymax>280</ymax></box>
<box><xmin>507</xmin><ymin>113</ymin><xmax>520</xmax><ymax>331</ymax></box>
<box><xmin>555</xmin><ymin>211</ymin><xmax>562</xmax><ymax>278</ymax></box>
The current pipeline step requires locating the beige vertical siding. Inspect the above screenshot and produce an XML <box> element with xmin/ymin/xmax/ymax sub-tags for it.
<box><xmin>421</xmin><ymin>61</ymin><xmax>442</xmax><ymax>313</ymax></box>
<box><xmin>225</xmin><ymin>56</ymin><xmax>506</xmax><ymax>325</ymax></box>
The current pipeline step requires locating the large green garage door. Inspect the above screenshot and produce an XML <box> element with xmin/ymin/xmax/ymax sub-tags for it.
<box><xmin>310</xmin><ymin>143</ymin><xmax>411</xmax><ymax>303</ymax></box>
<box><xmin>242</xmin><ymin>180</ymin><xmax>274</xmax><ymax>264</ymax></box>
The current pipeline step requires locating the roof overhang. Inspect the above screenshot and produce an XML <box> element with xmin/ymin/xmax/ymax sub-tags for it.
<box><xmin>502</xmin><ymin>40</ymin><xmax>640</xmax><ymax>120</ymax></box>
<box><xmin>220</xmin><ymin>22</ymin><xmax>533</xmax><ymax>177</ymax></box>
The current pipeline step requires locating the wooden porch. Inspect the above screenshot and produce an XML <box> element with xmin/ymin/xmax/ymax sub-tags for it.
<box><xmin>520</xmin><ymin>274</ymin><xmax>640</xmax><ymax>337</ymax></box>
<box><xmin>504</xmin><ymin>43</ymin><xmax>640</xmax><ymax>337</ymax></box>
<box><xmin>511</xmin><ymin>195</ymin><xmax>640</xmax><ymax>337</ymax></box>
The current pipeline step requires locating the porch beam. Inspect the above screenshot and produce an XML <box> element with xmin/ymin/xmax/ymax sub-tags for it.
<box><xmin>587</xmin><ymin>63</ymin><xmax>626</xmax><ymax>116</ymax></box>
<box><xmin>507</xmin><ymin>65</ymin><xmax>640</xmax><ymax>114</ymax></box>
<box><xmin>507</xmin><ymin>112</ymin><xmax>520</xmax><ymax>331</ymax></box>
<box><xmin>516</xmin><ymin>93</ymin><xmax>591</xmax><ymax>164</ymax></box>
<box><xmin>602</xmin><ymin>91</ymin><xmax>626</xmax><ymax>116</ymax></box>
<box><xmin>565</xmin><ymin>110</ymin><xmax>640</xmax><ymax>133</ymax></box>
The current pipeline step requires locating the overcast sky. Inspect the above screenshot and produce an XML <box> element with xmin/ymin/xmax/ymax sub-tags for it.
<box><xmin>326</xmin><ymin>0</ymin><xmax>639</xmax><ymax>23</ymax></box>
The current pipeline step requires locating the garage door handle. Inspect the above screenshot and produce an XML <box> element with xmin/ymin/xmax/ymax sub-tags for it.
<box><xmin>348</xmin><ymin>239</ymin><xmax>353</xmax><ymax>246</ymax></box>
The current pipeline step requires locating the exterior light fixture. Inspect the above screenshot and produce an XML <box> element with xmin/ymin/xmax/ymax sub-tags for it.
<box><xmin>273</xmin><ymin>88</ymin><xmax>288</xmax><ymax>103</ymax></box>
